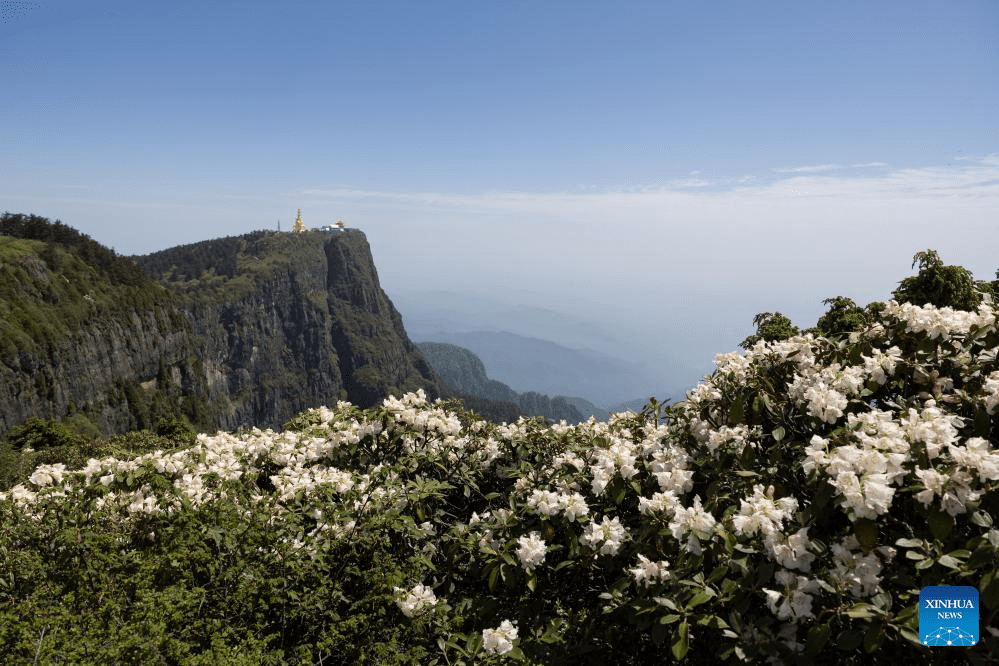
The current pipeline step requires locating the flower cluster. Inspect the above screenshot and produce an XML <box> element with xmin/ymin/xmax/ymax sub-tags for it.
<box><xmin>4</xmin><ymin>290</ymin><xmax>999</xmax><ymax>663</ymax></box>
<box><xmin>482</xmin><ymin>620</ymin><xmax>518</xmax><ymax>655</ymax></box>
<box><xmin>394</xmin><ymin>583</ymin><xmax>437</xmax><ymax>618</ymax></box>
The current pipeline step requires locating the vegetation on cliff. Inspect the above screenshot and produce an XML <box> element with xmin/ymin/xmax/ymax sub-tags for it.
<box><xmin>0</xmin><ymin>214</ymin><xmax>168</xmax><ymax>365</ymax></box>
<box><xmin>0</xmin><ymin>214</ymin><xmax>439</xmax><ymax>439</ymax></box>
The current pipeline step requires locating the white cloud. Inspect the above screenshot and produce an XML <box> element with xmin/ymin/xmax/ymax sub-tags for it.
<box><xmin>300</xmin><ymin>160</ymin><xmax>999</xmax><ymax>221</ymax></box>
<box><xmin>772</xmin><ymin>164</ymin><xmax>843</xmax><ymax>173</ymax></box>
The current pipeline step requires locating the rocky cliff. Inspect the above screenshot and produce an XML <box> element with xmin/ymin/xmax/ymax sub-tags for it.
<box><xmin>0</xmin><ymin>216</ymin><xmax>440</xmax><ymax>436</ymax></box>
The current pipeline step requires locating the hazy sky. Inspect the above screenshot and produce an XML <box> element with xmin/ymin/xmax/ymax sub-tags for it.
<box><xmin>2</xmin><ymin>1</ymin><xmax>997</xmax><ymax>396</ymax></box>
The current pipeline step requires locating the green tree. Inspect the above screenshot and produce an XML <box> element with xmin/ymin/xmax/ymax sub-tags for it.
<box><xmin>809</xmin><ymin>296</ymin><xmax>871</xmax><ymax>337</ymax></box>
<box><xmin>739</xmin><ymin>311</ymin><xmax>800</xmax><ymax>349</ymax></box>
<box><xmin>892</xmin><ymin>249</ymin><xmax>986</xmax><ymax>310</ymax></box>
<box><xmin>155</xmin><ymin>416</ymin><xmax>197</xmax><ymax>445</ymax></box>
<box><xmin>6</xmin><ymin>417</ymin><xmax>76</xmax><ymax>450</ymax></box>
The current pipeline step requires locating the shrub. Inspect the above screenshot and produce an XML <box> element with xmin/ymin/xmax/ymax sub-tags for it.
<box><xmin>5</xmin><ymin>417</ymin><xmax>76</xmax><ymax>450</ymax></box>
<box><xmin>155</xmin><ymin>416</ymin><xmax>197</xmax><ymax>445</ymax></box>
<box><xmin>2</xmin><ymin>251</ymin><xmax>998</xmax><ymax>664</ymax></box>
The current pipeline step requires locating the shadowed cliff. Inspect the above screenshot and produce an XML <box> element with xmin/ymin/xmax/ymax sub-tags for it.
<box><xmin>0</xmin><ymin>214</ymin><xmax>440</xmax><ymax>436</ymax></box>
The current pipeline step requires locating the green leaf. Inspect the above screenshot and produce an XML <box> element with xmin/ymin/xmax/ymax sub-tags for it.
<box><xmin>696</xmin><ymin>614</ymin><xmax>729</xmax><ymax>629</ymax></box>
<box><xmin>687</xmin><ymin>590</ymin><xmax>715</xmax><ymax>609</ymax></box>
<box><xmin>967</xmin><ymin>545</ymin><xmax>997</xmax><ymax>570</ymax></box>
<box><xmin>981</xmin><ymin>570</ymin><xmax>999</xmax><ymax>609</ymax></box>
<box><xmin>805</xmin><ymin>624</ymin><xmax>831</xmax><ymax>656</ymax></box>
<box><xmin>936</xmin><ymin>555</ymin><xmax>960</xmax><ymax>569</ymax></box>
<box><xmin>671</xmin><ymin>620</ymin><xmax>689</xmax><ymax>660</ymax></box>
<box><xmin>894</xmin><ymin>538</ymin><xmax>923</xmax><ymax>548</ymax></box>
<box><xmin>846</xmin><ymin>603</ymin><xmax>874</xmax><ymax>619</ymax></box>
<box><xmin>971</xmin><ymin>510</ymin><xmax>994</xmax><ymax>528</ymax></box>
<box><xmin>729</xmin><ymin>398</ymin><xmax>744</xmax><ymax>425</ymax></box>
<box><xmin>975</xmin><ymin>407</ymin><xmax>991</xmax><ymax>437</ymax></box>
<box><xmin>771</xmin><ymin>426</ymin><xmax>785</xmax><ymax>442</ymax></box>
<box><xmin>854</xmin><ymin>518</ymin><xmax>878</xmax><ymax>551</ymax></box>
<box><xmin>863</xmin><ymin>623</ymin><xmax>885</xmax><ymax>653</ymax></box>
<box><xmin>837</xmin><ymin>629</ymin><xmax>864</xmax><ymax>652</ymax></box>
<box><xmin>927</xmin><ymin>509</ymin><xmax>953</xmax><ymax>542</ymax></box>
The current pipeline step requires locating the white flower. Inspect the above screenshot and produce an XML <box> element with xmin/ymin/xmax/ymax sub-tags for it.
<box><xmin>589</xmin><ymin>465</ymin><xmax>612</xmax><ymax>496</ymax></box>
<box><xmin>862</xmin><ymin>346</ymin><xmax>902</xmax><ymax>384</ymax></box>
<box><xmin>482</xmin><ymin>620</ymin><xmax>519</xmax><ymax>655</ymax></box>
<box><xmin>654</xmin><ymin>468</ymin><xmax>694</xmax><ymax>494</ymax></box>
<box><xmin>913</xmin><ymin>468</ymin><xmax>948</xmax><ymax>508</ymax></box>
<box><xmin>581</xmin><ymin>515</ymin><xmax>629</xmax><ymax>556</ymax></box>
<box><xmin>29</xmin><ymin>463</ymin><xmax>67</xmax><ymax>488</ymax></box>
<box><xmin>731</xmin><ymin>484</ymin><xmax>797</xmax><ymax>539</ymax></box>
<box><xmin>394</xmin><ymin>583</ymin><xmax>437</xmax><ymax>618</ymax></box>
<box><xmin>765</xmin><ymin>527</ymin><xmax>815</xmax><ymax>572</ymax></box>
<box><xmin>516</xmin><ymin>532</ymin><xmax>547</xmax><ymax>570</ymax></box>
<box><xmin>527</xmin><ymin>489</ymin><xmax>562</xmax><ymax>517</ymax></box>
<box><xmin>630</xmin><ymin>554</ymin><xmax>671</xmax><ymax>587</ymax></box>
<box><xmin>763</xmin><ymin>570</ymin><xmax>820</xmax><ymax>622</ymax></box>
<box><xmin>829</xmin><ymin>536</ymin><xmax>883</xmax><ymax>597</ymax></box>
<box><xmin>668</xmin><ymin>496</ymin><xmax>716</xmax><ymax>554</ymax></box>
<box><xmin>983</xmin><ymin>371</ymin><xmax>999</xmax><ymax>415</ymax></box>
<box><xmin>803</xmin><ymin>383</ymin><xmax>848</xmax><ymax>423</ymax></box>
<box><xmin>949</xmin><ymin>437</ymin><xmax>999</xmax><ymax>481</ymax></box>
<box><xmin>561</xmin><ymin>492</ymin><xmax>590</xmax><ymax>522</ymax></box>
<box><xmin>638</xmin><ymin>490</ymin><xmax>679</xmax><ymax>516</ymax></box>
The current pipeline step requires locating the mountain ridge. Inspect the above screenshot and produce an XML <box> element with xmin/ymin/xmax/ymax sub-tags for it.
<box><xmin>0</xmin><ymin>213</ymin><xmax>439</xmax><ymax>436</ymax></box>
<box><xmin>416</xmin><ymin>341</ymin><xmax>587</xmax><ymax>424</ymax></box>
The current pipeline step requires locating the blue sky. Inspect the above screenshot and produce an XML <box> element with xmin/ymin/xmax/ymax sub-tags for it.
<box><xmin>2</xmin><ymin>0</ymin><xmax>997</xmax><ymax>397</ymax></box>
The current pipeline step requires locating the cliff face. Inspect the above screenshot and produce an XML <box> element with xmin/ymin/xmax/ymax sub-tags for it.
<box><xmin>0</xmin><ymin>226</ymin><xmax>439</xmax><ymax>435</ymax></box>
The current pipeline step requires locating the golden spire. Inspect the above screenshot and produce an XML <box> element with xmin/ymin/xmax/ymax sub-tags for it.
<box><xmin>292</xmin><ymin>208</ymin><xmax>307</xmax><ymax>233</ymax></box>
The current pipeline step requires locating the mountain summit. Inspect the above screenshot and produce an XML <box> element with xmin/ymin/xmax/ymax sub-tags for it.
<box><xmin>0</xmin><ymin>214</ymin><xmax>439</xmax><ymax>436</ymax></box>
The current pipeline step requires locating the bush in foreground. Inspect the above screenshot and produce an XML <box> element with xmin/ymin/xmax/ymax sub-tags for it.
<box><xmin>1</xmin><ymin>254</ymin><xmax>998</xmax><ymax>664</ymax></box>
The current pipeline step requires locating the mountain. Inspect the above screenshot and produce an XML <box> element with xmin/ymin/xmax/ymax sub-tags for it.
<box><xmin>0</xmin><ymin>213</ymin><xmax>439</xmax><ymax>437</ymax></box>
<box><xmin>417</xmin><ymin>341</ymin><xmax>585</xmax><ymax>424</ymax></box>
<box><xmin>390</xmin><ymin>289</ymin><xmax>689</xmax><ymax>406</ymax></box>
<box><xmin>409</xmin><ymin>329</ymin><xmax>668</xmax><ymax>408</ymax></box>
<box><xmin>558</xmin><ymin>396</ymin><xmax>610</xmax><ymax>423</ymax></box>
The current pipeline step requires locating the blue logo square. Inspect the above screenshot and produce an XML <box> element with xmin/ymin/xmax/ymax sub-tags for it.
<box><xmin>919</xmin><ymin>586</ymin><xmax>979</xmax><ymax>647</ymax></box>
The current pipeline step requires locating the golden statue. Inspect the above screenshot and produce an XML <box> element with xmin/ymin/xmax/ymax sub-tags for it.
<box><xmin>292</xmin><ymin>208</ymin><xmax>307</xmax><ymax>233</ymax></box>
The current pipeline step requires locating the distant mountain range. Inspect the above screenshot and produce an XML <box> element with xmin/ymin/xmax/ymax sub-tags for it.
<box><xmin>417</xmin><ymin>342</ymin><xmax>589</xmax><ymax>424</ymax></box>
<box><xmin>390</xmin><ymin>289</ymin><xmax>688</xmax><ymax>409</ymax></box>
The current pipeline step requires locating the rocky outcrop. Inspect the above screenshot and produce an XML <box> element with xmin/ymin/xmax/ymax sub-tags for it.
<box><xmin>0</xmin><ymin>227</ymin><xmax>440</xmax><ymax>436</ymax></box>
<box><xmin>417</xmin><ymin>341</ymin><xmax>585</xmax><ymax>424</ymax></box>
<box><xmin>417</xmin><ymin>341</ymin><xmax>520</xmax><ymax>404</ymax></box>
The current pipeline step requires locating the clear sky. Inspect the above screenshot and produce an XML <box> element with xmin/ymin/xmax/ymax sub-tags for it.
<box><xmin>2</xmin><ymin>0</ymin><xmax>997</xmax><ymax>397</ymax></box>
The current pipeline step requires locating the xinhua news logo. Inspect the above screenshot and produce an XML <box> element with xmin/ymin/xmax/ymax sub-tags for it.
<box><xmin>919</xmin><ymin>586</ymin><xmax>979</xmax><ymax>647</ymax></box>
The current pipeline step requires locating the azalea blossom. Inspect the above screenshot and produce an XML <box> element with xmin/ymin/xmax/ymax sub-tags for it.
<box><xmin>516</xmin><ymin>532</ymin><xmax>547</xmax><ymax>570</ymax></box>
<box><xmin>630</xmin><ymin>554</ymin><xmax>670</xmax><ymax>587</ymax></box>
<box><xmin>482</xmin><ymin>620</ymin><xmax>519</xmax><ymax>655</ymax></box>
<box><xmin>581</xmin><ymin>515</ymin><xmax>629</xmax><ymax>556</ymax></box>
<box><xmin>394</xmin><ymin>583</ymin><xmax>437</xmax><ymax>618</ymax></box>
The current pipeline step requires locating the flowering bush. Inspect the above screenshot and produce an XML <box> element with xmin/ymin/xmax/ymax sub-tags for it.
<box><xmin>1</xmin><ymin>253</ymin><xmax>998</xmax><ymax>664</ymax></box>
